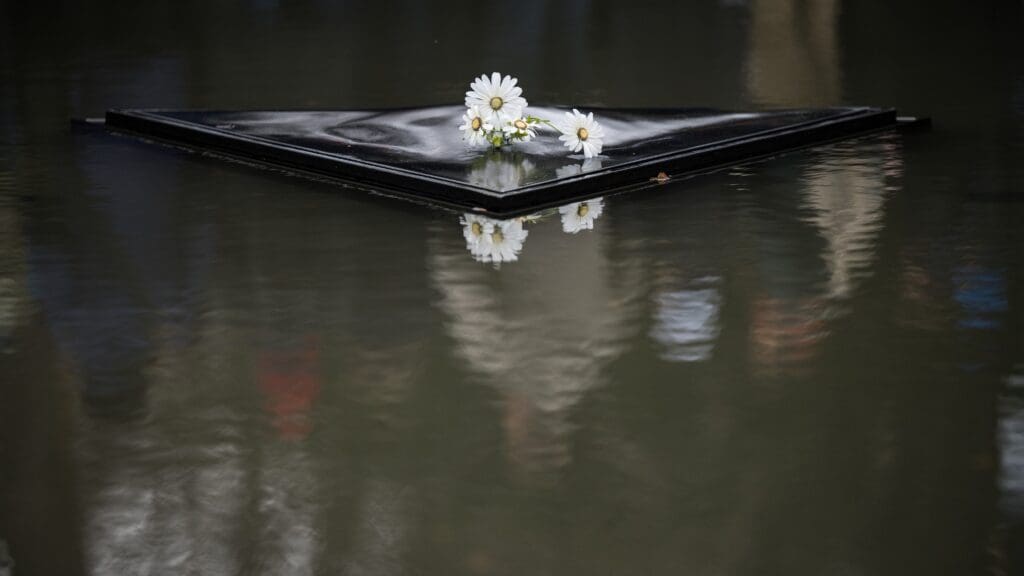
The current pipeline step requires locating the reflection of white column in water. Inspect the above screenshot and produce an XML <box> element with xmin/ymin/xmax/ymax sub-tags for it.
<box><xmin>431</xmin><ymin>215</ymin><xmax>643</xmax><ymax>479</ymax></box>
<box><xmin>650</xmin><ymin>277</ymin><xmax>723</xmax><ymax>363</ymax></box>
<box><xmin>800</xmin><ymin>151</ymin><xmax>890</xmax><ymax>300</ymax></box>
<box><xmin>84</xmin><ymin>306</ymin><xmax>320</xmax><ymax>574</ymax></box>
<box><xmin>256</xmin><ymin>445</ymin><xmax>318</xmax><ymax>575</ymax></box>
<box><xmin>84</xmin><ymin>421</ymin><xmax>247</xmax><ymax>574</ymax></box>
<box><xmin>1001</xmin><ymin>367</ymin><xmax>1024</xmax><ymax>517</ymax></box>
<box><xmin>84</xmin><ymin>422</ymin><xmax>320</xmax><ymax>574</ymax></box>
<box><xmin>342</xmin><ymin>351</ymin><xmax>417</xmax><ymax>574</ymax></box>
<box><xmin>345</xmin><ymin>479</ymin><xmax>410</xmax><ymax>576</ymax></box>
<box><xmin>84</xmin><ymin>303</ymin><xmax>248</xmax><ymax>572</ymax></box>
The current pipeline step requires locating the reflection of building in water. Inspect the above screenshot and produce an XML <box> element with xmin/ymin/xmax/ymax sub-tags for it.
<box><xmin>747</xmin><ymin>141</ymin><xmax>900</xmax><ymax>375</ymax></box>
<box><xmin>432</xmin><ymin>209</ymin><xmax>643</xmax><ymax>482</ymax></box>
<box><xmin>745</xmin><ymin>0</ymin><xmax>841</xmax><ymax>106</ymax></box>
<box><xmin>636</xmin><ymin>188</ymin><xmax>728</xmax><ymax>365</ymax></box>
<box><xmin>651</xmin><ymin>277</ymin><xmax>722</xmax><ymax>363</ymax></box>
<box><xmin>800</xmin><ymin>142</ymin><xmax>897</xmax><ymax>300</ymax></box>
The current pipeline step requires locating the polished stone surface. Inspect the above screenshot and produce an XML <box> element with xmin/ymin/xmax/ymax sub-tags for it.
<box><xmin>152</xmin><ymin>106</ymin><xmax>868</xmax><ymax>190</ymax></box>
<box><xmin>106</xmin><ymin>105</ymin><xmax>895</xmax><ymax>212</ymax></box>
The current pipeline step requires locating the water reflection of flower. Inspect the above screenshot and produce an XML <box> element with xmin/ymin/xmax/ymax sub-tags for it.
<box><xmin>457</xmin><ymin>185</ymin><xmax>613</xmax><ymax>264</ymax></box>
<box><xmin>431</xmin><ymin>210</ymin><xmax>646</xmax><ymax>486</ymax></box>
<box><xmin>461</xmin><ymin>214</ymin><xmax>495</xmax><ymax>258</ymax></box>
<box><xmin>559</xmin><ymin>198</ymin><xmax>604</xmax><ymax>234</ymax></box>
<box><xmin>466</xmin><ymin>152</ymin><xmax>535</xmax><ymax>192</ymax></box>
<box><xmin>459</xmin><ymin>214</ymin><xmax>529</xmax><ymax>264</ymax></box>
<box><xmin>554</xmin><ymin>157</ymin><xmax>603</xmax><ymax>179</ymax></box>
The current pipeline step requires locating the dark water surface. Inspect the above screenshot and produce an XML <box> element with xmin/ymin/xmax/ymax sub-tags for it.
<box><xmin>2</xmin><ymin>1</ymin><xmax>1023</xmax><ymax>574</ymax></box>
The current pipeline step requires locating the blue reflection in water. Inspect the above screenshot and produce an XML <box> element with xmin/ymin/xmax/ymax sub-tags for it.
<box><xmin>27</xmin><ymin>242</ymin><xmax>153</xmax><ymax>413</ymax></box>
<box><xmin>954</xmin><ymin>266</ymin><xmax>1008</xmax><ymax>330</ymax></box>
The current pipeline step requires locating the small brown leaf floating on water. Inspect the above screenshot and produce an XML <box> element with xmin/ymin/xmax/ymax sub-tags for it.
<box><xmin>651</xmin><ymin>171</ymin><xmax>670</xmax><ymax>183</ymax></box>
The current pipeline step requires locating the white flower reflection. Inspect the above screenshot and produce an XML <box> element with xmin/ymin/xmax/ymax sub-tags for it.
<box><xmin>466</xmin><ymin>154</ymin><xmax>535</xmax><ymax>192</ymax></box>
<box><xmin>460</xmin><ymin>214</ymin><xmax>494</xmax><ymax>258</ymax></box>
<box><xmin>431</xmin><ymin>204</ymin><xmax>644</xmax><ymax>484</ymax></box>
<box><xmin>459</xmin><ymin>214</ymin><xmax>529</xmax><ymax>264</ymax></box>
<box><xmin>559</xmin><ymin>198</ymin><xmax>604</xmax><ymax>234</ymax></box>
<box><xmin>554</xmin><ymin>157</ymin><xmax>603</xmax><ymax>179</ymax></box>
<box><xmin>458</xmin><ymin>196</ymin><xmax>613</xmax><ymax>264</ymax></box>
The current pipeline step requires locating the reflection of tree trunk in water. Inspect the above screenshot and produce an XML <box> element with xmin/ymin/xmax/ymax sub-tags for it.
<box><xmin>746</xmin><ymin>0</ymin><xmax>842</xmax><ymax>106</ymax></box>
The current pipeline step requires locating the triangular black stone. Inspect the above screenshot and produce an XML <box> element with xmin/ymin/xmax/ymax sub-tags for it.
<box><xmin>104</xmin><ymin>105</ymin><xmax>906</xmax><ymax>215</ymax></box>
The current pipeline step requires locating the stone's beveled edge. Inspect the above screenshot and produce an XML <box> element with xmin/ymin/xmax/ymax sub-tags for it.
<box><xmin>102</xmin><ymin>106</ymin><xmax>910</xmax><ymax>217</ymax></box>
<box><xmin>105</xmin><ymin>108</ymin><xmax>506</xmax><ymax>195</ymax></box>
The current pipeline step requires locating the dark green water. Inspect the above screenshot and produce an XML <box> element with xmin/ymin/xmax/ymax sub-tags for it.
<box><xmin>1</xmin><ymin>1</ymin><xmax>1023</xmax><ymax>574</ymax></box>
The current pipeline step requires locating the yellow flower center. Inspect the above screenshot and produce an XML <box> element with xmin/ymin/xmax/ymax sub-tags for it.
<box><xmin>471</xmin><ymin>221</ymin><xmax>483</xmax><ymax>236</ymax></box>
<box><xmin>489</xmin><ymin>96</ymin><xmax>503</xmax><ymax>110</ymax></box>
<box><xmin>471</xmin><ymin>117</ymin><xmax>483</xmax><ymax>131</ymax></box>
<box><xmin>492</xmin><ymin>229</ymin><xmax>504</xmax><ymax>244</ymax></box>
<box><xmin>577</xmin><ymin>127</ymin><xmax>589</xmax><ymax>141</ymax></box>
<box><xmin>577</xmin><ymin>203</ymin><xmax>590</xmax><ymax>217</ymax></box>
<box><xmin>514</xmin><ymin>119</ymin><xmax>528</xmax><ymax>130</ymax></box>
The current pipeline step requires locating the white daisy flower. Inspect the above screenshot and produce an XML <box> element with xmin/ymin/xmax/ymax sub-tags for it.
<box><xmin>465</xmin><ymin>72</ymin><xmax>528</xmax><ymax>125</ymax></box>
<box><xmin>559</xmin><ymin>197</ymin><xmax>605</xmax><ymax>234</ymax></box>
<box><xmin>479</xmin><ymin>219</ymin><xmax>529</xmax><ymax>263</ymax></box>
<box><xmin>557</xmin><ymin>109</ymin><xmax>605</xmax><ymax>159</ymax></box>
<box><xmin>459</xmin><ymin>106</ymin><xmax>493</xmax><ymax>146</ymax></box>
<box><xmin>502</xmin><ymin>117</ymin><xmax>538</xmax><ymax>142</ymax></box>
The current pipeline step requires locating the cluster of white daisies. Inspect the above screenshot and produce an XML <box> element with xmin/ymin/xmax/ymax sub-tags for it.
<box><xmin>460</xmin><ymin>198</ymin><xmax>605</xmax><ymax>264</ymax></box>
<box><xmin>458</xmin><ymin>72</ymin><xmax>605</xmax><ymax>159</ymax></box>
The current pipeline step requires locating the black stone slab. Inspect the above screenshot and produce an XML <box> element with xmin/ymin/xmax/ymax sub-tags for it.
<box><xmin>103</xmin><ymin>105</ymin><xmax>920</xmax><ymax>216</ymax></box>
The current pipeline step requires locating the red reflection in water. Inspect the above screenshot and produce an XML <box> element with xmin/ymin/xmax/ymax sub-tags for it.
<box><xmin>750</xmin><ymin>296</ymin><xmax>828</xmax><ymax>377</ymax></box>
<box><xmin>501</xmin><ymin>392</ymin><xmax>571</xmax><ymax>486</ymax></box>
<box><xmin>258</xmin><ymin>336</ymin><xmax>322</xmax><ymax>440</ymax></box>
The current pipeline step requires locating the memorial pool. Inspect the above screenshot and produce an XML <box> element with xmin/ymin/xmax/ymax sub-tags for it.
<box><xmin>1</xmin><ymin>1</ymin><xmax>1022</xmax><ymax>574</ymax></box>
